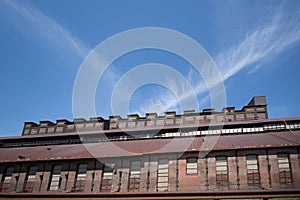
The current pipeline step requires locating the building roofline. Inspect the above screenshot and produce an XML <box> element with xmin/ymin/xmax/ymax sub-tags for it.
<box><xmin>0</xmin><ymin>131</ymin><xmax>299</xmax><ymax>163</ymax></box>
<box><xmin>1</xmin><ymin>117</ymin><xmax>300</xmax><ymax>141</ymax></box>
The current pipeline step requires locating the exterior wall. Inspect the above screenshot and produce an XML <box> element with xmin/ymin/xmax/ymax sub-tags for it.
<box><xmin>290</xmin><ymin>150</ymin><xmax>300</xmax><ymax>188</ymax></box>
<box><xmin>0</xmin><ymin>147</ymin><xmax>300</xmax><ymax>194</ymax></box>
<box><xmin>178</xmin><ymin>153</ymin><xmax>201</xmax><ymax>191</ymax></box>
<box><xmin>237</xmin><ymin>149</ymin><xmax>269</xmax><ymax>190</ymax></box>
<box><xmin>268</xmin><ymin>148</ymin><xmax>299</xmax><ymax>189</ymax></box>
<box><xmin>207</xmin><ymin>155</ymin><xmax>216</xmax><ymax>190</ymax></box>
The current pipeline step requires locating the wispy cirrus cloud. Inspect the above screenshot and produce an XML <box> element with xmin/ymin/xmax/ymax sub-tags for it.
<box><xmin>216</xmin><ymin>2</ymin><xmax>300</xmax><ymax>78</ymax></box>
<box><xmin>1</xmin><ymin>0</ymin><xmax>90</xmax><ymax>58</ymax></box>
<box><xmin>133</xmin><ymin>66</ymin><xmax>210</xmax><ymax>116</ymax></box>
<box><xmin>136</xmin><ymin>2</ymin><xmax>300</xmax><ymax>115</ymax></box>
<box><xmin>2</xmin><ymin>1</ymin><xmax>300</xmax><ymax>117</ymax></box>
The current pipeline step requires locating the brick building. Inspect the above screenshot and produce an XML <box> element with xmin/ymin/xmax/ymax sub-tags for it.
<box><xmin>0</xmin><ymin>96</ymin><xmax>299</xmax><ymax>199</ymax></box>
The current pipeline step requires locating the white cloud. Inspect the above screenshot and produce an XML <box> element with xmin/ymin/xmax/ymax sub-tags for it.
<box><xmin>1</xmin><ymin>0</ymin><xmax>90</xmax><ymax>58</ymax></box>
<box><xmin>2</xmin><ymin>1</ymin><xmax>299</xmax><ymax>117</ymax></box>
<box><xmin>134</xmin><ymin>66</ymin><xmax>208</xmax><ymax>116</ymax></box>
<box><xmin>216</xmin><ymin>2</ymin><xmax>300</xmax><ymax>78</ymax></box>
<box><xmin>136</xmin><ymin>2</ymin><xmax>300</xmax><ymax>115</ymax></box>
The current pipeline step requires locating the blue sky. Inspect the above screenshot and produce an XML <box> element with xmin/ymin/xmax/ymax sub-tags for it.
<box><xmin>0</xmin><ymin>0</ymin><xmax>300</xmax><ymax>137</ymax></box>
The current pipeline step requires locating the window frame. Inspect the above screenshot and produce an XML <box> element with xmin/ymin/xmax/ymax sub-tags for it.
<box><xmin>246</xmin><ymin>155</ymin><xmax>260</xmax><ymax>189</ymax></box>
<box><xmin>23</xmin><ymin>166</ymin><xmax>38</xmax><ymax>192</ymax></box>
<box><xmin>0</xmin><ymin>167</ymin><xmax>14</xmax><ymax>192</ymax></box>
<box><xmin>215</xmin><ymin>156</ymin><xmax>229</xmax><ymax>190</ymax></box>
<box><xmin>186</xmin><ymin>157</ymin><xmax>198</xmax><ymax>175</ymax></box>
<box><xmin>128</xmin><ymin>160</ymin><xmax>141</xmax><ymax>192</ymax></box>
<box><xmin>48</xmin><ymin>165</ymin><xmax>62</xmax><ymax>191</ymax></box>
<box><xmin>277</xmin><ymin>153</ymin><xmax>293</xmax><ymax>188</ymax></box>
<box><xmin>157</xmin><ymin>159</ymin><xmax>169</xmax><ymax>192</ymax></box>
<box><xmin>74</xmin><ymin>163</ymin><xmax>88</xmax><ymax>192</ymax></box>
<box><xmin>100</xmin><ymin>163</ymin><xmax>114</xmax><ymax>192</ymax></box>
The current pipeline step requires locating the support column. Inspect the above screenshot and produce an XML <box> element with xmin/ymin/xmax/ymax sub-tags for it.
<box><xmin>228</xmin><ymin>155</ymin><xmax>238</xmax><ymax>190</ymax></box>
<box><xmin>207</xmin><ymin>156</ymin><xmax>216</xmax><ymax>190</ymax></box>
<box><xmin>15</xmin><ymin>164</ymin><xmax>27</xmax><ymax>192</ymax></box>
<box><xmin>168</xmin><ymin>159</ymin><xmax>177</xmax><ymax>192</ymax></box>
<box><xmin>148</xmin><ymin>158</ymin><xmax>158</xmax><ymax>192</ymax></box>
<box><xmin>259</xmin><ymin>154</ymin><xmax>270</xmax><ymax>189</ymax></box>
<box><xmin>290</xmin><ymin>153</ymin><xmax>300</xmax><ymax>188</ymax></box>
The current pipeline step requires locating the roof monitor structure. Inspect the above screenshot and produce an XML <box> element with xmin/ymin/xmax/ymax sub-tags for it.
<box><xmin>247</xmin><ymin>96</ymin><xmax>267</xmax><ymax>106</ymax></box>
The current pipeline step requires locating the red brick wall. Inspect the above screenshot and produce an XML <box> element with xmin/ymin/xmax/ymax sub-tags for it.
<box><xmin>0</xmin><ymin>148</ymin><xmax>299</xmax><ymax>194</ymax></box>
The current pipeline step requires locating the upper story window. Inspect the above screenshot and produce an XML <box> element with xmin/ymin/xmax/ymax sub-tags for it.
<box><xmin>101</xmin><ymin>164</ymin><xmax>114</xmax><ymax>192</ymax></box>
<box><xmin>264</xmin><ymin>123</ymin><xmax>285</xmax><ymax>131</ymax></box>
<box><xmin>246</xmin><ymin>155</ymin><xmax>260</xmax><ymax>189</ymax></box>
<box><xmin>0</xmin><ymin>167</ymin><xmax>13</xmax><ymax>192</ymax></box>
<box><xmin>24</xmin><ymin>166</ymin><xmax>37</xmax><ymax>192</ymax></box>
<box><xmin>186</xmin><ymin>157</ymin><xmax>198</xmax><ymax>175</ymax></box>
<box><xmin>277</xmin><ymin>153</ymin><xmax>293</xmax><ymax>188</ymax></box>
<box><xmin>286</xmin><ymin>122</ymin><xmax>300</xmax><ymax>130</ymax></box>
<box><xmin>74</xmin><ymin>163</ymin><xmax>88</xmax><ymax>192</ymax></box>
<box><xmin>157</xmin><ymin>159</ymin><xmax>169</xmax><ymax>192</ymax></box>
<box><xmin>129</xmin><ymin>161</ymin><xmax>141</xmax><ymax>192</ymax></box>
<box><xmin>49</xmin><ymin>165</ymin><xmax>62</xmax><ymax>191</ymax></box>
<box><xmin>216</xmin><ymin>156</ymin><xmax>229</xmax><ymax>190</ymax></box>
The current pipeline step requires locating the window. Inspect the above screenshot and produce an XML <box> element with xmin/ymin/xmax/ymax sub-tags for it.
<box><xmin>175</xmin><ymin>118</ymin><xmax>182</xmax><ymax>125</ymax></box>
<box><xmin>39</xmin><ymin>128</ymin><xmax>47</xmax><ymax>134</ymax></box>
<box><xmin>216</xmin><ymin>115</ymin><xmax>224</xmax><ymax>122</ymax></box>
<box><xmin>128</xmin><ymin>161</ymin><xmax>141</xmax><ymax>192</ymax></box>
<box><xmin>127</xmin><ymin>121</ymin><xmax>136</xmax><ymax>128</ymax></box>
<box><xmin>264</xmin><ymin>123</ymin><xmax>286</xmax><ymax>131</ymax></box>
<box><xmin>246</xmin><ymin>155</ymin><xmax>260</xmax><ymax>189</ymax></box>
<box><xmin>0</xmin><ymin>167</ymin><xmax>13</xmax><ymax>192</ymax></box>
<box><xmin>216</xmin><ymin>156</ymin><xmax>229</xmax><ymax>190</ymax></box>
<box><xmin>278</xmin><ymin>153</ymin><xmax>293</xmax><ymax>188</ymax></box>
<box><xmin>206</xmin><ymin>115</ymin><xmax>215</xmax><ymax>123</ymax></box>
<box><xmin>156</xmin><ymin>119</ymin><xmax>164</xmax><ymax>126</ymax></box>
<box><xmin>185</xmin><ymin>116</ymin><xmax>194</xmax><ymax>124</ymax></box>
<box><xmin>24</xmin><ymin>166</ymin><xmax>37</xmax><ymax>192</ymax></box>
<box><xmin>100</xmin><ymin>164</ymin><xmax>114</xmax><ymax>192</ymax></box>
<box><xmin>236</xmin><ymin>114</ymin><xmax>245</xmax><ymax>121</ymax></box>
<box><xmin>110</xmin><ymin>122</ymin><xmax>118</xmax><ymax>129</ymax></box>
<box><xmin>157</xmin><ymin>159</ymin><xmax>169</xmax><ymax>191</ymax></box>
<box><xmin>195</xmin><ymin>116</ymin><xmax>205</xmax><ymax>124</ymax></box>
<box><xmin>165</xmin><ymin>119</ymin><xmax>174</xmax><ymax>126</ymax></box>
<box><xmin>147</xmin><ymin>120</ymin><xmax>155</xmax><ymax>127</ymax></box>
<box><xmin>186</xmin><ymin>157</ymin><xmax>198</xmax><ymax>175</ymax></box>
<box><xmin>49</xmin><ymin>165</ymin><xmax>62</xmax><ymax>191</ymax></box>
<box><xmin>137</xmin><ymin>121</ymin><xmax>145</xmax><ymax>128</ymax></box>
<box><xmin>118</xmin><ymin>122</ymin><xmax>126</xmax><ymax>129</ymax></box>
<box><xmin>74</xmin><ymin>163</ymin><xmax>87</xmax><ymax>192</ymax></box>
<box><xmin>55</xmin><ymin>126</ymin><xmax>64</xmax><ymax>132</ymax></box>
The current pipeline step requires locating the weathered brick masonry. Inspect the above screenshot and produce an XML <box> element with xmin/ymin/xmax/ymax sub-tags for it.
<box><xmin>0</xmin><ymin>96</ymin><xmax>300</xmax><ymax>199</ymax></box>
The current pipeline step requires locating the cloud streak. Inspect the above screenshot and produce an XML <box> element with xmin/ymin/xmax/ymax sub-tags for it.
<box><xmin>2</xmin><ymin>1</ymin><xmax>300</xmax><ymax>117</ymax></box>
<box><xmin>216</xmin><ymin>2</ymin><xmax>300</xmax><ymax>79</ymax></box>
<box><xmin>1</xmin><ymin>0</ymin><xmax>89</xmax><ymax>58</ymax></box>
<box><xmin>136</xmin><ymin>2</ymin><xmax>300</xmax><ymax>115</ymax></box>
<box><xmin>133</xmin><ymin>66</ymin><xmax>210</xmax><ymax>115</ymax></box>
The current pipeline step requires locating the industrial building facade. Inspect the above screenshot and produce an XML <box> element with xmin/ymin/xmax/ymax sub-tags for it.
<box><xmin>0</xmin><ymin>96</ymin><xmax>299</xmax><ymax>199</ymax></box>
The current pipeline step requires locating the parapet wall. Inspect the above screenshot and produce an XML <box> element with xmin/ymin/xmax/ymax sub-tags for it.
<box><xmin>22</xmin><ymin>96</ymin><xmax>268</xmax><ymax>136</ymax></box>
